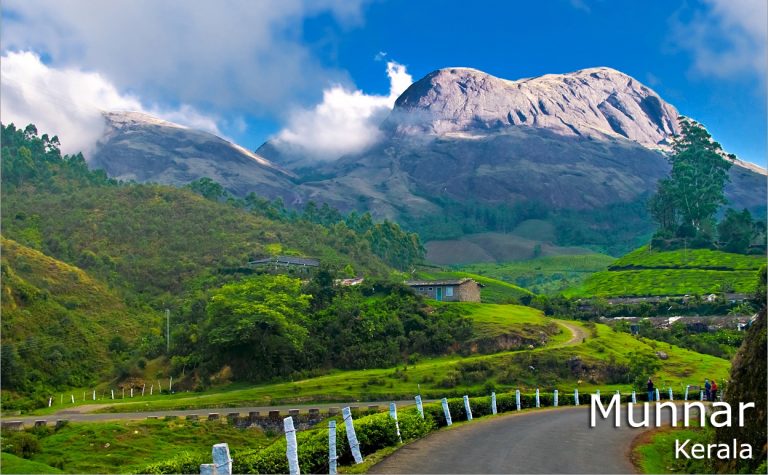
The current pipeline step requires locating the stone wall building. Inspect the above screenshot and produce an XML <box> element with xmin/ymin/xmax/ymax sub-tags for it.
<box><xmin>404</xmin><ymin>278</ymin><xmax>482</xmax><ymax>302</ymax></box>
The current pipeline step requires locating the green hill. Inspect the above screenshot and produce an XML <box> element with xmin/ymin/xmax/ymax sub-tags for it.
<box><xmin>1</xmin><ymin>237</ymin><xmax>156</xmax><ymax>407</ymax></box>
<box><xmin>457</xmin><ymin>254</ymin><xmax>615</xmax><ymax>295</ymax></box>
<box><xmin>565</xmin><ymin>246</ymin><xmax>764</xmax><ymax>297</ymax></box>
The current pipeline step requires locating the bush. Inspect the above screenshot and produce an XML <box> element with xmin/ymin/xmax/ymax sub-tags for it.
<box><xmin>3</xmin><ymin>431</ymin><xmax>41</xmax><ymax>458</ymax></box>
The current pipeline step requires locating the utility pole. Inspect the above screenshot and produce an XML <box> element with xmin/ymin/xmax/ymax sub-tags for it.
<box><xmin>165</xmin><ymin>309</ymin><xmax>170</xmax><ymax>353</ymax></box>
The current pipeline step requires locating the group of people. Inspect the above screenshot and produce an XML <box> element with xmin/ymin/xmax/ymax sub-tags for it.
<box><xmin>646</xmin><ymin>377</ymin><xmax>718</xmax><ymax>401</ymax></box>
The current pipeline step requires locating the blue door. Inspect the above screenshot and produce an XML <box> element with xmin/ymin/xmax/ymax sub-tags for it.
<box><xmin>436</xmin><ymin>287</ymin><xmax>443</xmax><ymax>301</ymax></box>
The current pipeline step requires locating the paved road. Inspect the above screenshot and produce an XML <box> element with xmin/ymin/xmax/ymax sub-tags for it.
<box><xmin>6</xmin><ymin>400</ymin><xmax>420</xmax><ymax>426</ymax></box>
<box><xmin>371</xmin><ymin>406</ymin><xmax>650</xmax><ymax>474</ymax></box>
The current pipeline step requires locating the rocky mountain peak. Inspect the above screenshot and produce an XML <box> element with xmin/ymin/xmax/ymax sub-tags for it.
<box><xmin>387</xmin><ymin>66</ymin><xmax>681</xmax><ymax>150</ymax></box>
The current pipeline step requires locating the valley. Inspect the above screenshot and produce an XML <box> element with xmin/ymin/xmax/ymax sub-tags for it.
<box><xmin>1</xmin><ymin>65</ymin><xmax>765</xmax><ymax>475</ymax></box>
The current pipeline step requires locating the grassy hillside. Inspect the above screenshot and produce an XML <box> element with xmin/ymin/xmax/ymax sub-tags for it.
<box><xmin>1</xmin><ymin>238</ymin><xmax>156</xmax><ymax>405</ymax></box>
<box><xmin>457</xmin><ymin>254</ymin><xmax>615</xmax><ymax>295</ymax></box>
<box><xmin>414</xmin><ymin>269</ymin><xmax>533</xmax><ymax>303</ymax></box>
<box><xmin>1</xmin><ymin>419</ymin><xmax>271</xmax><ymax>474</ymax></box>
<box><xmin>565</xmin><ymin>246</ymin><xmax>764</xmax><ymax>297</ymax></box>
<box><xmin>424</xmin><ymin>232</ymin><xmax>594</xmax><ymax>265</ymax></box>
<box><xmin>32</xmin><ymin>319</ymin><xmax>728</xmax><ymax>415</ymax></box>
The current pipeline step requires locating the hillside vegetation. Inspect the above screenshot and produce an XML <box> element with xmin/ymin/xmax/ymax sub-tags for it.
<box><xmin>1</xmin><ymin>238</ymin><xmax>156</xmax><ymax>408</ymax></box>
<box><xmin>457</xmin><ymin>254</ymin><xmax>615</xmax><ymax>295</ymax></box>
<box><xmin>566</xmin><ymin>246</ymin><xmax>763</xmax><ymax>298</ymax></box>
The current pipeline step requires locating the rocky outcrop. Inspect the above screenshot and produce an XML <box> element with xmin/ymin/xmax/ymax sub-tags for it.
<box><xmin>386</xmin><ymin>67</ymin><xmax>680</xmax><ymax>150</ymax></box>
<box><xmin>90</xmin><ymin>111</ymin><xmax>300</xmax><ymax>203</ymax></box>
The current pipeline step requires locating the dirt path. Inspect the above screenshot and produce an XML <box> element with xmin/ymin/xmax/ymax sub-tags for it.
<box><xmin>555</xmin><ymin>319</ymin><xmax>587</xmax><ymax>346</ymax></box>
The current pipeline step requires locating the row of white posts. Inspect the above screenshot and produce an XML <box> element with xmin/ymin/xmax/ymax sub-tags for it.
<box><xmin>46</xmin><ymin>380</ymin><xmax>174</xmax><ymax>407</ymax></box>
<box><xmin>199</xmin><ymin>385</ymin><xmax>700</xmax><ymax>474</ymax></box>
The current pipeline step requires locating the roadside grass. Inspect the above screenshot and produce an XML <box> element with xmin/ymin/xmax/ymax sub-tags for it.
<box><xmin>414</xmin><ymin>270</ymin><xmax>533</xmax><ymax>303</ymax></box>
<box><xmin>60</xmin><ymin>323</ymin><xmax>729</xmax><ymax>414</ymax></box>
<box><xmin>4</xmin><ymin>419</ymin><xmax>272</xmax><ymax>474</ymax></box>
<box><xmin>0</xmin><ymin>452</ymin><xmax>63</xmax><ymax>474</ymax></box>
<box><xmin>457</xmin><ymin>254</ymin><xmax>616</xmax><ymax>295</ymax></box>
<box><xmin>633</xmin><ymin>427</ymin><xmax>712</xmax><ymax>474</ymax></box>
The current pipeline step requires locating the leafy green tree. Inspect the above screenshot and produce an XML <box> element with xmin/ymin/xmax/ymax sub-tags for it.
<box><xmin>718</xmin><ymin>208</ymin><xmax>754</xmax><ymax>253</ymax></box>
<box><xmin>650</xmin><ymin>118</ymin><xmax>732</xmax><ymax>244</ymax></box>
<box><xmin>186</xmin><ymin>177</ymin><xmax>228</xmax><ymax>201</ymax></box>
<box><xmin>203</xmin><ymin>275</ymin><xmax>310</xmax><ymax>380</ymax></box>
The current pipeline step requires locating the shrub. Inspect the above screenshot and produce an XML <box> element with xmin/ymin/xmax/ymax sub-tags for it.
<box><xmin>4</xmin><ymin>431</ymin><xmax>41</xmax><ymax>458</ymax></box>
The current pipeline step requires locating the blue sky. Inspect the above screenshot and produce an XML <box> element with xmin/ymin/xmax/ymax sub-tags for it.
<box><xmin>2</xmin><ymin>0</ymin><xmax>766</xmax><ymax>165</ymax></box>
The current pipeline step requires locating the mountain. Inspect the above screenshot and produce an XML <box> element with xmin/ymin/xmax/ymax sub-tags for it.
<box><xmin>91</xmin><ymin>111</ymin><xmax>301</xmax><ymax>203</ymax></box>
<box><xmin>85</xmin><ymin>68</ymin><xmax>766</xmax><ymax>259</ymax></box>
<box><xmin>385</xmin><ymin>67</ymin><xmax>680</xmax><ymax>148</ymax></box>
<box><xmin>261</xmin><ymin>67</ymin><xmax>766</xmax><ymax>256</ymax></box>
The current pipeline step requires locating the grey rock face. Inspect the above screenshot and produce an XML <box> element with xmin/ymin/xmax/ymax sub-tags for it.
<box><xmin>386</xmin><ymin>67</ymin><xmax>681</xmax><ymax>149</ymax></box>
<box><xmin>91</xmin><ymin>111</ymin><xmax>300</xmax><ymax>203</ymax></box>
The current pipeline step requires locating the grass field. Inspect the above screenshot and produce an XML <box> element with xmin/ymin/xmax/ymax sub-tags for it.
<box><xmin>633</xmin><ymin>427</ymin><xmax>712</xmax><ymax>474</ymax></box>
<box><xmin>0</xmin><ymin>453</ymin><xmax>63</xmax><ymax>474</ymax></box>
<box><xmin>457</xmin><ymin>254</ymin><xmax>616</xmax><ymax>295</ymax></box>
<box><xmin>27</xmin><ymin>319</ymin><xmax>726</xmax><ymax>415</ymax></box>
<box><xmin>566</xmin><ymin>246</ymin><xmax>764</xmax><ymax>298</ymax></box>
<box><xmin>415</xmin><ymin>269</ymin><xmax>534</xmax><ymax>303</ymax></box>
<box><xmin>2</xmin><ymin>419</ymin><xmax>272</xmax><ymax>474</ymax></box>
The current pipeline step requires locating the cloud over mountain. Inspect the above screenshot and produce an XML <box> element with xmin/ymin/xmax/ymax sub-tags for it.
<box><xmin>0</xmin><ymin>51</ymin><xmax>221</xmax><ymax>156</ymax></box>
<box><xmin>272</xmin><ymin>61</ymin><xmax>413</xmax><ymax>160</ymax></box>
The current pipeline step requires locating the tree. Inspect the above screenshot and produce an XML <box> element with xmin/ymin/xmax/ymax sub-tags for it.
<box><xmin>186</xmin><ymin>177</ymin><xmax>227</xmax><ymax>201</ymax></box>
<box><xmin>718</xmin><ymin>208</ymin><xmax>754</xmax><ymax>253</ymax></box>
<box><xmin>203</xmin><ymin>275</ymin><xmax>310</xmax><ymax>381</ymax></box>
<box><xmin>649</xmin><ymin>118</ymin><xmax>732</xmax><ymax>244</ymax></box>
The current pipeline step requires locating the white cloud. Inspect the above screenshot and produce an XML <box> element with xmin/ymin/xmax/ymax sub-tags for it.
<box><xmin>273</xmin><ymin>61</ymin><xmax>413</xmax><ymax>160</ymax></box>
<box><xmin>1</xmin><ymin>0</ymin><xmax>365</xmax><ymax>118</ymax></box>
<box><xmin>1</xmin><ymin>51</ymin><xmax>222</xmax><ymax>155</ymax></box>
<box><xmin>672</xmin><ymin>0</ymin><xmax>767</xmax><ymax>81</ymax></box>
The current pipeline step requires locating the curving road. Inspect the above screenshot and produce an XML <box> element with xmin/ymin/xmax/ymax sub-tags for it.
<box><xmin>371</xmin><ymin>406</ymin><xmax>656</xmax><ymax>474</ymax></box>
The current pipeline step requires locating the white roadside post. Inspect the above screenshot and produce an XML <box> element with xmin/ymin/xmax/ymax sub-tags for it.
<box><xmin>342</xmin><ymin>407</ymin><xmax>363</xmax><ymax>464</ymax></box>
<box><xmin>595</xmin><ymin>389</ymin><xmax>600</xmax><ymax>401</ymax></box>
<box><xmin>142</xmin><ymin>384</ymin><xmax>146</xmax><ymax>396</ymax></box>
<box><xmin>668</xmin><ymin>388</ymin><xmax>673</xmax><ymax>401</ymax></box>
<box><xmin>48</xmin><ymin>397</ymin><xmax>52</xmax><ymax>407</ymax></box>
<box><xmin>491</xmin><ymin>392</ymin><xmax>497</xmax><ymax>415</ymax></box>
<box><xmin>130</xmin><ymin>387</ymin><xmax>133</xmax><ymax>398</ymax></box>
<box><xmin>535</xmin><ymin>389</ymin><xmax>540</xmax><ymax>408</ymax></box>
<box><xmin>554</xmin><ymin>390</ymin><xmax>558</xmax><ymax>407</ymax></box>
<box><xmin>169</xmin><ymin>376</ymin><xmax>173</xmax><ymax>393</ymax></box>
<box><xmin>329</xmin><ymin>420</ymin><xmax>338</xmax><ymax>475</ymax></box>
<box><xmin>71</xmin><ymin>394</ymin><xmax>75</xmax><ymax>404</ymax></box>
<box><xmin>515</xmin><ymin>390</ymin><xmax>521</xmax><ymax>411</ymax></box>
<box><xmin>150</xmin><ymin>384</ymin><xmax>154</xmax><ymax>396</ymax></box>
<box><xmin>574</xmin><ymin>389</ymin><xmax>579</xmax><ymax>406</ymax></box>
<box><xmin>700</xmin><ymin>390</ymin><xmax>704</xmax><ymax>401</ymax></box>
<box><xmin>390</xmin><ymin>402</ymin><xmax>402</xmax><ymax>443</ymax></box>
<box><xmin>463</xmin><ymin>396</ymin><xmax>473</xmax><ymax>421</ymax></box>
<box><xmin>655</xmin><ymin>388</ymin><xmax>660</xmax><ymax>402</ymax></box>
<box><xmin>111</xmin><ymin>389</ymin><xmax>114</xmax><ymax>400</ymax></box>
<box><xmin>631</xmin><ymin>391</ymin><xmax>637</xmax><ymax>403</ymax></box>
<box><xmin>441</xmin><ymin>398</ymin><xmax>452</xmax><ymax>426</ymax></box>
<box><xmin>684</xmin><ymin>385</ymin><xmax>689</xmax><ymax>401</ymax></box>
<box><xmin>415</xmin><ymin>395</ymin><xmax>424</xmax><ymax>419</ymax></box>
<box><xmin>212</xmin><ymin>443</ymin><xmax>232</xmax><ymax>475</ymax></box>
<box><xmin>200</xmin><ymin>464</ymin><xmax>214</xmax><ymax>475</ymax></box>
<box><xmin>284</xmin><ymin>417</ymin><xmax>300</xmax><ymax>475</ymax></box>
<box><xmin>93</xmin><ymin>390</ymin><xmax>96</xmax><ymax>401</ymax></box>
<box><xmin>616</xmin><ymin>390</ymin><xmax>620</xmax><ymax>402</ymax></box>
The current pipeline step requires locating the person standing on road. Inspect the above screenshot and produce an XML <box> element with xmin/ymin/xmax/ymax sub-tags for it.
<box><xmin>710</xmin><ymin>380</ymin><xmax>718</xmax><ymax>401</ymax></box>
<box><xmin>647</xmin><ymin>377</ymin><xmax>654</xmax><ymax>402</ymax></box>
<box><xmin>704</xmin><ymin>379</ymin><xmax>711</xmax><ymax>401</ymax></box>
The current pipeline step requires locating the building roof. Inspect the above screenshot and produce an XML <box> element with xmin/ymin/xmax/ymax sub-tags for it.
<box><xmin>249</xmin><ymin>255</ymin><xmax>320</xmax><ymax>267</ymax></box>
<box><xmin>404</xmin><ymin>278</ymin><xmax>480</xmax><ymax>287</ymax></box>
